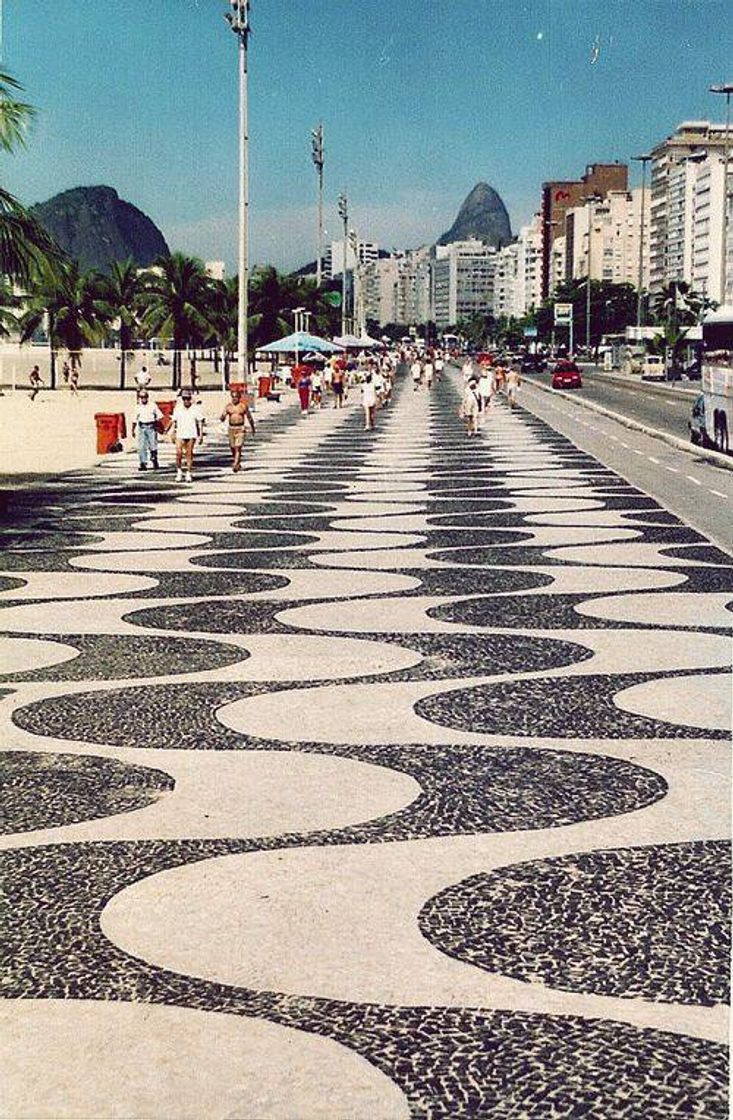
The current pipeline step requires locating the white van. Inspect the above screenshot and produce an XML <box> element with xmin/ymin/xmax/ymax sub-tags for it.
<box><xmin>641</xmin><ymin>355</ymin><xmax>665</xmax><ymax>381</ymax></box>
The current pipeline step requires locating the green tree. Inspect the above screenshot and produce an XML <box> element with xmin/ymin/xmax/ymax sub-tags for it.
<box><xmin>139</xmin><ymin>253</ymin><xmax>212</xmax><ymax>388</ymax></box>
<box><xmin>95</xmin><ymin>258</ymin><xmax>146</xmax><ymax>389</ymax></box>
<box><xmin>204</xmin><ymin>276</ymin><xmax>238</xmax><ymax>383</ymax></box>
<box><xmin>19</xmin><ymin>261</ymin><xmax>106</xmax><ymax>387</ymax></box>
<box><xmin>0</xmin><ymin>71</ymin><xmax>59</xmax><ymax>285</ymax></box>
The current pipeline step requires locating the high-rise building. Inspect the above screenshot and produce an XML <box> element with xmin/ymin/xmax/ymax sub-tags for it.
<box><xmin>563</xmin><ymin>188</ymin><xmax>649</xmax><ymax>289</ymax></box>
<box><xmin>361</xmin><ymin>247</ymin><xmax>432</xmax><ymax>326</ymax></box>
<box><xmin>648</xmin><ymin>120</ymin><xmax>731</xmax><ymax>302</ymax></box>
<box><xmin>326</xmin><ymin>238</ymin><xmax>379</xmax><ymax>279</ymax></box>
<box><xmin>493</xmin><ymin>216</ymin><xmax>542</xmax><ymax>319</ymax></box>
<box><xmin>540</xmin><ymin>162</ymin><xmax>629</xmax><ymax>298</ymax></box>
<box><xmin>431</xmin><ymin>240</ymin><xmax>498</xmax><ymax>329</ymax></box>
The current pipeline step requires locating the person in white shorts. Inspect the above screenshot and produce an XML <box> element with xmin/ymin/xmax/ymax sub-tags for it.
<box><xmin>171</xmin><ymin>389</ymin><xmax>203</xmax><ymax>482</ymax></box>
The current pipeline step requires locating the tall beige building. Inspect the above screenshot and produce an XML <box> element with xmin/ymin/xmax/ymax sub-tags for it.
<box><xmin>562</xmin><ymin>188</ymin><xmax>649</xmax><ymax>290</ymax></box>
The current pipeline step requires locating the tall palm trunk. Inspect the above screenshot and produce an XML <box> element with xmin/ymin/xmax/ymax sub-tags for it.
<box><xmin>48</xmin><ymin>312</ymin><xmax>56</xmax><ymax>389</ymax></box>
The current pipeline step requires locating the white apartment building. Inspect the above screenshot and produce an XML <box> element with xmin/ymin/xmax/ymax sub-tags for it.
<box><xmin>563</xmin><ymin>188</ymin><xmax>649</xmax><ymax>289</ymax></box>
<box><xmin>649</xmin><ymin>120</ymin><xmax>731</xmax><ymax>301</ymax></box>
<box><xmin>493</xmin><ymin>216</ymin><xmax>542</xmax><ymax>319</ymax></box>
<box><xmin>431</xmin><ymin>240</ymin><xmax>497</xmax><ymax>329</ymax></box>
<box><xmin>362</xmin><ymin>246</ymin><xmax>432</xmax><ymax>326</ymax></box>
<box><xmin>326</xmin><ymin>238</ymin><xmax>379</xmax><ymax>279</ymax></box>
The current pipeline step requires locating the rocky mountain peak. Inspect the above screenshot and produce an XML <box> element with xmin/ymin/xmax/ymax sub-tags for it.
<box><xmin>437</xmin><ymin>182</ymin><xmax>512</xmax><ymax>248</ymax></box>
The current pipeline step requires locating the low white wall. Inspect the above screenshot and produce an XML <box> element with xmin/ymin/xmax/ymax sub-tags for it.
<box><xmin>0</xmin><ymin>387</ymin><xmax>280</xmax><ymax>476</ymax></box>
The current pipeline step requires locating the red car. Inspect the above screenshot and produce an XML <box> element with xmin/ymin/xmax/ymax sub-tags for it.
<box><xmin>552</xmin><ymin>360</ymin><xmax>582</xmax><ymax>389</ymax></box>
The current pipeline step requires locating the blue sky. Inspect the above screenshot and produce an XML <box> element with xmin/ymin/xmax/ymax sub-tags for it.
<box><xmin>3</xmin><ymin>0</ymin><xmax>732</xmax><ymax>271</ymax></box>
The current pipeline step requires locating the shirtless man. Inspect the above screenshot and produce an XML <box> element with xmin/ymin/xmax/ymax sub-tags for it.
<box><xmin>220</xmin><ymin>388</ymin><xmax>255</xmax><ymax>472</ymax></box>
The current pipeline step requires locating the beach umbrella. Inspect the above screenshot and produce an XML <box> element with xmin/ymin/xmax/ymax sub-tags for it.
<box><xmin>258</xmin><ymin>330</ymin><xmax>343</xmax><ymax>354</ymax></box>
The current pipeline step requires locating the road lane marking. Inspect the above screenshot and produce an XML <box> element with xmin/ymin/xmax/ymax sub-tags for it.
<box><xmin>686</xmin><ymin>476</ymin><xmax>702</xmax><ymax>485</ymax></box>
<box><xmin>664</xmin><ymin>466</ymin><xmax>679</xmax><ymax>473</ymax></box>
<box><xmin>648</xmin><ymin>457</ymin><xmax>660</xmax><ymax>464</ymax></box>
<box><xmin>632</xmin><ymin>449</ymin><xmax>644</xmax><ymax>455</ymax></box>
<box><xmin>709</xmin><ymin>490</ymin><xmax>727</xmax><ymax>498</ymax></box>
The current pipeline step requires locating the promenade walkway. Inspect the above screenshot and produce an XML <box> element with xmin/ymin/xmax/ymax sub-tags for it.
<box><xmin>1</xmin><ymin>370</ymin><xmax>729</xmax><ymax>1117</ymax></box>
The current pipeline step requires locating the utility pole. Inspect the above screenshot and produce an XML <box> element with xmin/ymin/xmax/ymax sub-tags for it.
<box><xmin>337</xmin><ymin>191</ymin><xmax>348</xmax><ymax>336</ymax></box>
<box><xmin>710</xmin><ymin>84</ymin><xmax>732</xmax><ymax>304</ymax></box>
<box><xmin>225</xmin><ymin>1</ymin><xmax>250</xmax><ymax>387</ymax></box>
<box><xmin>632</xmin><ymin>154</ymin><xmax>652</xmax><ymax>329</ymax></box>
<box><xmin>311</xmin><ymin>124</ymin><xmax>324</xmax><ymax>286</ymax></box>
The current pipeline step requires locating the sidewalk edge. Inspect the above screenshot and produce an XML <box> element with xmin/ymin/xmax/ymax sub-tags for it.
<box><xmin>525</xmin><ymin>377</ymin><xmax>733</xmax><ymax>473</ymax></box>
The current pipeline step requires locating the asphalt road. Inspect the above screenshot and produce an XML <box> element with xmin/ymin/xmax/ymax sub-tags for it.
<box><xmin>519</xmin><ymin>378</ymin><xmax>733</xmax><ymax>557</ymax></box>
<box><xmin>526</xmin><ymin>367</ymin><xmax>698</xmax><ymax>442</ymax></box>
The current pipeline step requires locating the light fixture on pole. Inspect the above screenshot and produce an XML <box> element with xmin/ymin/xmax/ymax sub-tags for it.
<box><xmin>337</xmin><ymin>191</ymin><xmax>348</xmax><ymax>336</ymax></box>
<box><xmin>292</xmin><ymin>305</ymin><xmax>305</xmax><ymax>369</ymax></box>
<box><xmin>710</xmin><ymin>84</ymin><xmax>733</xmax><ymax>304</ymax></box>
<box><xmin>311</xmin><ymin>124</ymin><xmax>325</xmax><ymax>286</ymax></box>
<box><xmin>631</xmin><ymin>153</ymin><xmax>652</xmax><ymax>329</ymax></box>
<box><xmin>225</xmin><ymin>0</ymin><xmax>251</xmax><ymax>388</ymax></box>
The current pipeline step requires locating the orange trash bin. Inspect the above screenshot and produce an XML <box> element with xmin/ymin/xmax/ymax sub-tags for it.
<box><xmin>94</xmin><ymin>413</ymin><xmax>125</xmax><ymax>454</ymax></box>
<box><xmin>257</xmin><ymin>375</ymin><xmax>271</xmax><ymax>398</ymax></box>
<box><xmin>155</xmin><ymin>400</ymin><xmax>176</xmax><ymax>434</ymax></box>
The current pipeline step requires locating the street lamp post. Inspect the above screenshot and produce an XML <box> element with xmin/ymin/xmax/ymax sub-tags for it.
<box><xmin>583</xmin><ymin>195</ymin><xmax>601</xmax><ymax>354</ymax></box>
<box><xmin>337</xmin><ymin>192</ymin><xmax>348</xmax><ymax>336</ymax></box>
<box><xmin>632</xmin><ymin>153</ymin><xmax>652</xmax><ymax>329</ymax></box>
<box><xmin>225</xmin><ymin>1</ymin><xmax>250</xmax><ymax>388</ymax></box>
<box><xmin>311</xmin><ymin>124</ymin><xmax>325</xmax><ymax>286</ymax></box>
<box><xmin>710</xmin><ymin>84</ymin><xmax>733</xmax><ymax>304</ymax></box>
<box><xmin>293</xmin><ymin>305</ymin><xmax>305</xmax><ymax>370</ymax></box>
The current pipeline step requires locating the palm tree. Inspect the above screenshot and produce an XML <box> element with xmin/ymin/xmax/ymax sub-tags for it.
<box><xmin>95</xmin><ymin>259</ymin><xmax>145</xmax><ymax>389</ymax></box>
<box><xmin>205</xmin><ymin>277</ymin><xmax>238</xmax><ymax>383</ymax></box>
<box><xmin>0</xmin><ymin>71</ymin><xmax>59</xmax><ymax>285</ymax></box>
<box><xmin>0</xmin><ymin>279</ymin><xmax>21</xmax><ymax>339</ymax></box>
<box><xmin>139</xmin><ymin>253</ymin><xmax>212</xmax><ymax>388</ymax></box>
<box><xmin>19</xmin><ymin>261</ymin><xmax>106</xmax><ymax>388</ymax></box>
<box><xmin>248</xmin><ymin>265</ymin><xmax>299</xmax><ymax>352</ymax></box>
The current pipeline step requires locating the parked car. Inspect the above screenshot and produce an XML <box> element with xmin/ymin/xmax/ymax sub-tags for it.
<box><xmin>521</xmin><ymin>355</ymin><xmax>548</xmax><ymax>373</ymax></box>
<box><xmin>641</xmin><ymin>355</ymin><xmax>665</xmax><ymax>381</ymax></box>
<box><xmin>552</xmin><ymin>360</ymin><xmax>582</xmax><ymax>389</ymax></box>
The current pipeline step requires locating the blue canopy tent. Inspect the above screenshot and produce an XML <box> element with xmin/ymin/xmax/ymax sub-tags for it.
<box><xmin>258</xmin><ymin>331</ymin><xmax>343</xmax><ymax>354</ymax></box>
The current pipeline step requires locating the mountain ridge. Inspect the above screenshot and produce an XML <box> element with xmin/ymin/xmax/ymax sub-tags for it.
<box><xmin>31</xmin><ymin>185</ymin><xmax>170</xmax><ymax>272</ymax></box>
<box><xmin>437</xmin><ymin>182</ymin><xmax>512</xmax><ymax>248</ymax></box>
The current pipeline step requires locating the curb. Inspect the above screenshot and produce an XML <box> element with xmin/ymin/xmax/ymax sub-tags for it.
<box><xmin>524</xmin><ymin>377</ymin><xmax>733</xmax><ymax>473</ymax></box>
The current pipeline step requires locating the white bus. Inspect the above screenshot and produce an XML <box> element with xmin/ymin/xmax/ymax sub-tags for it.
<box><xmin>689</xmin><ymin>307</ymin><xmax>732</xmax><ymax>454</ymax></box>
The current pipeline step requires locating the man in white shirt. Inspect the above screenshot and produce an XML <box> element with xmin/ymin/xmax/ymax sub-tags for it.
<box><xmin>171</xmin><ymin>389</ymin><xmax>203</xmax><ymax>482</ymax></box>
<box><xmin>131</xmin><ymin>390</ymin><xmax>163</xmax><ymax>471</ymax></box>
<box><xmin>134</xmin><ymin>365</ymin><xmax>152</xmax><ymax>391</ymax></box>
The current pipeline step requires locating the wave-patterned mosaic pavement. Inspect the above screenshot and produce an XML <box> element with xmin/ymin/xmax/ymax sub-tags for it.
<box><xmin>1</xmin><ymin>369</ymin><xmax>730</xmax><ymax>1118</ymax></box>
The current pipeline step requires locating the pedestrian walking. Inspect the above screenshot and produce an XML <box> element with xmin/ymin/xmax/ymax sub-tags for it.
<box><xmin>331</xmin><ymin>363</ymin><xmax>345</xmax><ymax>408</ymax></box>
<box><xmin>461</xmin><ymin>357</ymin><xmax>474</xmax><ymax>382</ymax></box>
<box><xmin>435</xmin><ymin>354</ymin><xmax>444</xmax><ymax>381</ymax></box>
<box><xmin>411</xmin><ymin>358</ymin><xmax>422</xmax><ymax>390</ymax></box>
<box><xmin>297</xmin><ymin>369</ymin><xmax>312</xmax><ymax>415</ymax></box>
<box><xmin>506</xmin><ymin>367</ymin><xmax>521</xmax><ymax>408</ymax></box>
<box><xmin>134</xmin><ymin>365</ymin><xmax>152</xmax><ymax>391</ymax></box>
<box><xmin>28</xmin><ymin>365</ymin><xmax>43</xmax><ymax>401</ymax></box>
<box><xmin>460</xmin><ymin>377</ymin><xmax>481</xmax><ymax>436</ymax></box>
<box><xmin>69</xmin><ymin>365</ymin><xmax>80</xmax><ymax>396</ymax></box>
<box><xmin>62</xmin><ymin>360</ymin><xmax>70</xmax><ymax>384</ymax></box>
<box><xmin>478</xmin><ymin>368</ymin><xmax>493</xmax><ymax>419</ymax></box>
<box><xmin>424</xmin><ymin>358</ymin><xmax>434</xmax><ymax>390</ymax></box>
<box><xmin>132</xmin><ymin>390</ymin><xmax>163</xmax><ymax>471</ymax></box>
<box><xmin>220</xmin><ymin>388</ymin><xmax>255</xmax><ymax>473</ymax></box>
<box><xmin>171</xmin><ymin>388</ymin><xmax>203</xmax><ymax>482</ymax></box>
<box><xmin>362</xmin><ymin>372</ymin><xmax>378</xmax><ymax>430</ymax></box>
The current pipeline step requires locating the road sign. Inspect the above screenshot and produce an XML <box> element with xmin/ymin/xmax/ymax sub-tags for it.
<box><xmin>554</xmin><ymin>303</ymin><xmax>573</xmax><ymax>324</ymax></box>
<box><xmin>523</xmin><ymin>326</ymin><xmax>538</xmax><ymax>338</ymax></box>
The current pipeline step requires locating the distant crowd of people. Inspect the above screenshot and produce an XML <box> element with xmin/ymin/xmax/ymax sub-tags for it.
<box><xmin>459</xmin><ymin>356</ymin><xmax>522</xmax><ymax>436</ymax></box>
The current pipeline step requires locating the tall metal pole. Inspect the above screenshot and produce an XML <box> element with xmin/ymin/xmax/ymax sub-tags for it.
<box><xmin>311</xmin><ymin>125</ymin><xmax>324</xmax><ymax>285</ymax></box>
<box><xmin>710</xmin><ymin>85</ymin><xmax>732</xmax><ymax>304</ymax></box>
<box><xmin>226</xmin><ymin>1</ymin><xmax>250</xmax><ymax>387</ymax></box>
<box><xmin>585</xmin><ymin>199</ymin><xmax>593</xmax><ymax>352</ymax></box>
<box><xmin>632</xmin><ymin>154</ymin><xmax>651</xmax><ymax>328</ymax></box>
<box><xmin>338</xmin><ymin>192</ymin><xmax>348</xmax><ymax>336</ymax></box>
